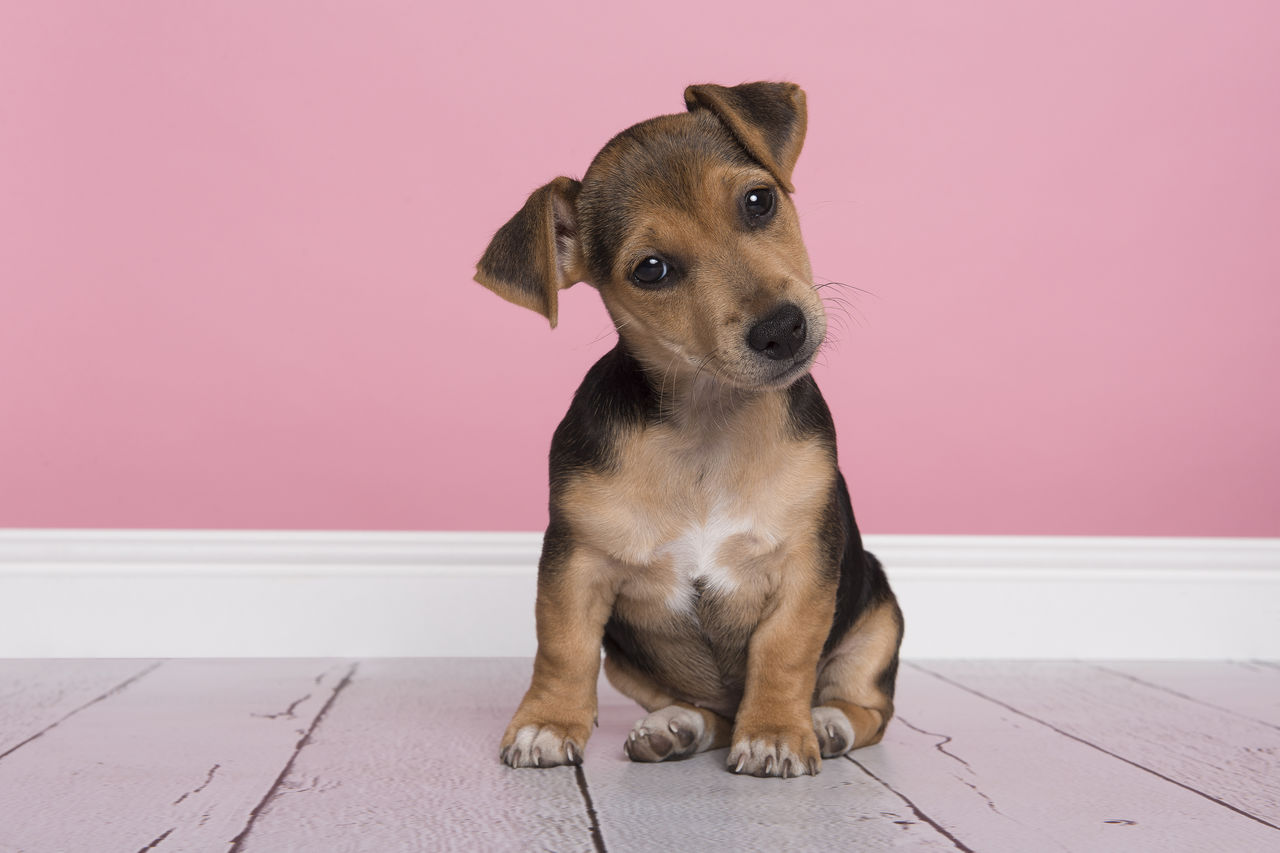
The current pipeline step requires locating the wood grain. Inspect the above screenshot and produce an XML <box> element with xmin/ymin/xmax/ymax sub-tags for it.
<box><xmin>584</xmin><ymin>679</ymin><xmax>962</xmax><ymax>852</ymax></box>
<box><xmin>234</xmin><ymin>659</ymin><xmax>597</xmax><ymax>853</ymax></box>
<box><xmin>856</xmin><ymin>665</ymin><xmax>1280</xmax><ymax>852</ymax></box>
<box><xmin>919</xmin><ymin>661</ymin><xmax>1280</xmax><ymax>830</ymax></box>
<box><xmin>0</xmin><ymin>659</ymin><xmax>352</xmax><ymax>852</ymax></box>
<box><xmin>1097</xmin><ymin>660</ymin><xmax>1280</xmax><ymax>729</ymax></box>
<box><xmin>0</xmin><ymin>659</ymin><xmax>158</xmax><ymax>757</ymax></box>
<box><xmin>2</xmin><ymin>658</ymin><xmax>1277</xmax><ymax>852</ymax></box>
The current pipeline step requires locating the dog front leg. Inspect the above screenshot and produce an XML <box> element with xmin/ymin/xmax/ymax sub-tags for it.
<box><xmin>500</xmin><ymin>543</ymin><xmax>615</xmax><ymax>768</ymax></box>
<box><xmin>728</xmin><ymin>553</ymin><xmax>836</xmax><ymax>778</ymax></box>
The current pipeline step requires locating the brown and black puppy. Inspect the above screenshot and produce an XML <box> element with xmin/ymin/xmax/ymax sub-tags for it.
<box><xmin>475</xmin><ymin>82</ymin><xmax>902</xmax><ymax>778</ymax></box>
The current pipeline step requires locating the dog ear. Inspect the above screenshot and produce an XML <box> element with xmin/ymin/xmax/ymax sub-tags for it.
<box><xmin>683</xmin><ymin>82</ymin><xmax>808</xmax><ymax>193</ymax></box>
<box><xmin>475</xmin><ymin>176</ymin><xmax>584</xmax><ymax>328</ymax></box>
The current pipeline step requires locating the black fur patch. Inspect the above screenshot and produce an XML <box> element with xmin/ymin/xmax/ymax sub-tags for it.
<box><xmin>785</xmin><ymin>374</ymin><xmax>837</xmax><ymax>443</ymax></box>
<box><xmin>548</xmin><ymin>342</ymin><xmax>659</xmax><ymax>491</ymax></box>
<box><xmin>821</xmin><ymin>473</ymin><xmax>898</xmax><ymax>657</ymax></box>
<box><xmin>603</xmin><ymin>615</ymin><xmax>662</xmax><ymax>678</ymax></box>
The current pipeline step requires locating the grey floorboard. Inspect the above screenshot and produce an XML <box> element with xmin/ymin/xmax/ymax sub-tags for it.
<box><xmin>2</xmin><ymin>659</ymin><xmax>1277</xmax><ymax>852</ymax></box>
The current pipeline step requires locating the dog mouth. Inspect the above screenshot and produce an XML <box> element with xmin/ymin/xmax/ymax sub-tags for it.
<box><xmin>698</xmin><ymin>339</ymin><xmax>820</xmax><ymax>390</ymax></box>
<box><xmin>746</xmin><ymin>341</ymin><xmax>822</xmax><ymax>389</ymax></box>
<box><xmin>761</xmin><ymin>351</ymin><xmax>818</xmax><ymax>386</ymax></box>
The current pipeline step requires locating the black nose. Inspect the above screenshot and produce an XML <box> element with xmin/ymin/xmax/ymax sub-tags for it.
<box><xmin>747</xmin><ymin>303</ymin><xmax>807</xmax><ymax>361</ymax></box>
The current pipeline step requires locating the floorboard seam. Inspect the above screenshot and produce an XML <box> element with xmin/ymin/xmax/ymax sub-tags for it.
<box><xmin>847</xmin><ymin>756</ymin><xmax>975</xmax><ymax>852</ymax></box>
<box><xmin>909</xmin><ymin>662</ymin><xmax>1280</xmax><ymax>833</ymax></box>
<box><xmin>0</xmin><ymin>660</ymin><xmax>164</xmax><ymax>763</ymax></box>
<box><xmin>227</xmin><ymin>661</ymin><xmax>359</xmax><ymax>853</ymax></box>
<box><xmin>574</xmin><ymin>764</ymin><xmax>608</xmax><ymax>853</ymax></box>
<box><xmin>135</xmin><ymin>827</ymin><xmax>175</xmax><ymax>853</ymax></box>
<box><xmin>1091</xmin><ymin>663</ymin><xmax>1280</xmax><ymax>733</ymax></box>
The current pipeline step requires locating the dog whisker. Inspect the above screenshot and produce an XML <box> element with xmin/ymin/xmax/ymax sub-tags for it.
<box><xmin>820</xmin><ymin>294</ymin><xmax>865</xmax><ymax>330</ymax></box>
<box><xmin>658</xmin><ymin>351</ymin><xmax>685</xmax><ymax>422</ymax></box>
<box><xmin>588</xmin><ymin>318</ymin><xmax>634</xmax><ymax>347</ymax></box>
<box><xmin>813</xmin><ymin>277</ymin><xmax>878</xmax><ymax>299</ymax></box>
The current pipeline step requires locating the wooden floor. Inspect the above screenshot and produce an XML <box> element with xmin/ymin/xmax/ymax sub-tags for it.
<box><xmin>0</xmin><ymin>660</ymin><xmax>1277</xmax><ymax>852</ymax></box>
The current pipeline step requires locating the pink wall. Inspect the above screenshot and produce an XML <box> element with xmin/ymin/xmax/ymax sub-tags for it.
<box><xmin>2</xmin><ymin>2</ymin><xmax>1277</xmax><ymax>536</ymax></box>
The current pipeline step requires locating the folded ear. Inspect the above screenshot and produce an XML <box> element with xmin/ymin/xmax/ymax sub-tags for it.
<box><xmin>683</xmin><ymin>82</ymin><xmax>808</xmax><ymax>193</ymax></box>
<box><xmin>475</xmin><ymin>176</ymin><xmax>584</xmax><ymax>328</ymax></box>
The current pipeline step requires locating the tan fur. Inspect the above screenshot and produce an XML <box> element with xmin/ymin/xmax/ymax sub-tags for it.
<box><xmin>559</xmin><ymin>391</ymin><xmax>836</xmax><ymax>721</ymax></box>
<box><xmin>726</xmin><ymin>536</ymin><xmax>837</xmax><ymax>773</ymax></box>
<box><xmin>557</xmin><ymin>390</ymin><xmax>840</xmax><ymax>776</ymax></box>
<box><xmin>589</xmin><ymin>159</ymin><xmax>822</xmax><ymax>391</ymax></box>
<box><xmin>814</xmin><ymin>599</ymin><xmax>903</xmax><ymax>747</ymax></box>
<box><xmin>560</xmin><ymin>394</ymin><xmax>833</xmax><ymax>570</ymax></box>
<box><xmin>500</xmin><ymin>545</ymin><xmax>614</xmax><ymax>763</ymax></box>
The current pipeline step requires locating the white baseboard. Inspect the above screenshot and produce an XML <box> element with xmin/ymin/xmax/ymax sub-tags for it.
<box><xmin>1</xmin><ymin>530</ymin><xmax>1277</xmax><ymax>659</ymax></box>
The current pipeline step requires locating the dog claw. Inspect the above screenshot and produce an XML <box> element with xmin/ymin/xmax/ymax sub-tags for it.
<box><xmin>734</xmin><ymin>754</ymin><xmax>747</xmax><ymax>773</ymax></box>
<box><xmin>807</xmin><ymin>757</ymin><xmax>819</xmax><ymax>776</ymax></box>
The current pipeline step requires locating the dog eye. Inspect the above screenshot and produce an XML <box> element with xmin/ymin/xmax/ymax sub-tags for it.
<box><xmin>632</xmin><ymin>256</ymin><xmax>670</xmax><ymax>286</ymax></box>
<box><xmin>743</xmin><ymin>187</ymin><xmax>776</xmax><ymax>220</ymax></box>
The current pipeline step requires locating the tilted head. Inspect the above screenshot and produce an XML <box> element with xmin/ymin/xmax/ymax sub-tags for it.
<box><xmin>475</xmin><ymin>82</ymin><xmax>825</xmax><ymax>391</ymax></box>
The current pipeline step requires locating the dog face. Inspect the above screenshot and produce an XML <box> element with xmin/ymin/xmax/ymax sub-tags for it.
<box><xmin>476</xmin><ymin>82</ymin><xmax>825</xmax><ymax>391</ymax></box>
<box><xmin>577</xmin><ymin>109</ymin><xmax>825</xmax><ymax>390</ymax></box>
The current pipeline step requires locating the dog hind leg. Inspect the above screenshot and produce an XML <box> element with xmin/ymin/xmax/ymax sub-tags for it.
<box><xmin>812</xmin><ymin>597</ymin><xmax>903</xmax><ymax>757</ymax></box>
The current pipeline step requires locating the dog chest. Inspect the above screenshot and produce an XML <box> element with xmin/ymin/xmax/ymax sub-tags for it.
<box><xmin>563</xmin><ymin>422</ymin><xmax>835</xmax><ymax>611</ymax></box>
<box><xmin>652</xmin><ymin>508</ymin><xmax>772</xmax><ymax>607</ymax></box>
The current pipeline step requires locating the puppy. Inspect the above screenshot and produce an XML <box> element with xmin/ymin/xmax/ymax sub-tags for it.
<box><xmin>474</xmin><ymin>82</ymin><xmax>902</xmax><ymax>778</ymax></box>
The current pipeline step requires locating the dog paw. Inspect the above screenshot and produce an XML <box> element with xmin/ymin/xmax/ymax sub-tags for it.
<box><xmin>727</xmin><ymin>727</ymin><xmax>821</xmax><ymax>778</ymax></box>
<box><xmin>500</xmin><ymin>724</ymin><xmax>584</xmax><ymax>769</ymax></box>
<box><xmin>812</xmin><ymin>706</ymin><xmax>856</xmax><ymax>758</ymax></box>
<box><xmin>624</xmin><ymin>705</ymin><xmax>709</xmax><ymax>762</ymax></box>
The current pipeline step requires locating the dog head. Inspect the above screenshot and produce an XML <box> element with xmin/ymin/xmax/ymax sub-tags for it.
<box><xmin>475</xmin><ymin>82</ymin><xmax>824</xmax><ymax>390</ymax></box>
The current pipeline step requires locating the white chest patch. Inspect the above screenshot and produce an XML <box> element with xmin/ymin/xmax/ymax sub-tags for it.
<box><xmin>657</xmin><ymin>509</ymin><xmax>774</xmax><ymax>610</ymax></box>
